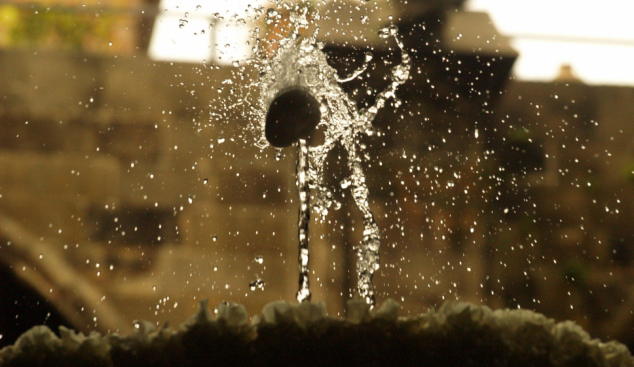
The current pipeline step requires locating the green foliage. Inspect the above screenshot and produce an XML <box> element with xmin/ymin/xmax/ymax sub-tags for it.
<box><xmin>508</xmin><ymin>127</ymin><xmax>533</xmax><ymax>142</ymax></box>
<box><xmin>1</xmin><ymin>5</ymin><xmax>117</xmax><ymax>52</ymax></box>
<box><xmin>622</xmin><ymin>160</ymin><xmax>634</xmax><ymax>185</ymax></box>
<box><xmin>563</xmin><ymin>260</ymin><xmax>588</xmax><ymax>288</ymax></box>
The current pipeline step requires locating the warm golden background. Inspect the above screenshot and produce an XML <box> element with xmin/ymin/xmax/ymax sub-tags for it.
<box><xmin>2</xmin><ymin>0</ymin><xmax>634</xmax><ymax>352</ymax></box>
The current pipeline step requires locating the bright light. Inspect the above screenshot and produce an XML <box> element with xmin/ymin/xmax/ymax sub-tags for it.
<box><xmin>466</xmin><ymin>0</ymin><xmax>634</xmax><ymax>85</ymax></box>
<box><xmin>214</xmin><ymin>19</ymin><xmax>253</xmax><ymax>65</ymax></box>
<box><xmin>148</xmin><ymin>15</ymin><xmax>213</xmax><ymax>63</ymax></box>
<box><xmin>511</xmin><ymin>40</ymin><xmax>634</xmax><ymax>85</ymax></box>
<box><xmin>148</xmin><ymin>0</ymin><xmax>263</xmax><ymax>65</ymax></box>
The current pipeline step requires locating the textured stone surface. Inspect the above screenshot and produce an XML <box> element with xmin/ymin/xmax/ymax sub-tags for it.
<box><xmin>1</xmin><ymin>300</ymin><xmax>632</xmax><ymax>367</ymax></box>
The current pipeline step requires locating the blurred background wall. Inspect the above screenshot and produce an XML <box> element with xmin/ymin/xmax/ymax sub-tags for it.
<box><xmin>2</xmin><ymin>0</ymin><xmax>634</xmax><ymax>352</ymax></box>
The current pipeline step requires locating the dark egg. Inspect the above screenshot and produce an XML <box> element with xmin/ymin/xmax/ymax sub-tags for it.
<box><xmin>265</xmin><ymin>88</ymin><xmax>321</xmax><ymax>148</ymax></box>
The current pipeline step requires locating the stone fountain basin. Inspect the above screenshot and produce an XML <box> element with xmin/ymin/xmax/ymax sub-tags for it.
<box><xmin>1</xmin><ymin>299</ymin><xmax>631</xmax><ymax>367</ymax></box>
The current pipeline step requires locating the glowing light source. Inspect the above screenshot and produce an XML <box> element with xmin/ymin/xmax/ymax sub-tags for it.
<box><xmin>148</xmin><ymin>0</ymin><xmax>261</xmax><ymax>65</ymax></box>
<box><xmin>466</xmin><ymin>0</ymin><xmax>634</xmax><ymax>85</ymax></box>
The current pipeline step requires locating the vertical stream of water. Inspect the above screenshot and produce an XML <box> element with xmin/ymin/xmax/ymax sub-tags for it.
<box><xmin>296</xmin><ymin>139</ymin><xmax>311</xmax><ymax>303</ymax></box>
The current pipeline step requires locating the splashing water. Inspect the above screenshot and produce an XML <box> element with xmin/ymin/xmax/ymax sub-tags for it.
<box><xmin>255</xmin><ymin>7</ymin><xmax>410</xmax><ymax>306</ymax></box>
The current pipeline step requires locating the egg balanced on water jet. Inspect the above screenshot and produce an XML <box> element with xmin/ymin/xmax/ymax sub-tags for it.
<box><xmin>264</xmin><ymin>85</ymin><xmax>318</xmax><ymax>303</ymax></box>
<box><xmin>256</xmin><ymin>19</ymin><xmax>411</xmax><ymax>306</ymax></box>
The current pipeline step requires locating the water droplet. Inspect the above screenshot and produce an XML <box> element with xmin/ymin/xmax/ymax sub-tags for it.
<box><xmin>203</xmin><ymin>178</ymin><xmax>209</xmax><ymax>185</ymax></box>
<box><xmin>108</xmin><ymin>42</ymin><xmax>113</xmax><ymax>46</ymax></box>
<box><xmin>212</xmin><ymin>235</ymin><xmax>218</xmax><ymax>241</ymax></box>
<box><xmin>178</xmin><ymin>19</ymin><xmax>188</xmax><ymax>29</ymax></box>
<box><xmin>217</xmin><ymin>138</ymin><xmax>225</xmax><ymax>144</ymax></box>
<box><xmin>254</xmin><ymin>256</ymin><xmax>264</xmax><ymax>264</ymax></box>
<box><xmin>265</xmin><ymin>8</ymin><xmax>278</xmax><ymax>24</ymax></box>
<box><xmin>392</xmin><ymin>65</ymin><xmax>409</xmax><ymax>83</ymax></box>
<box><xmin>249</xmin><ymin>279</ymin><xmax>265</xmax><ymax>291</ymax></box>
<box><xmin>188</xmin><ymin>196</ymin><xmax>193</xmax><ymax>204</ymax></box>
<box><xmin>360</xmin><ymin>15</ymin><xmax>369</xmax><ymax>24</ymax></box>
<box><xmin>213</xmin><ymin>266</ymin><xmax>218</xmax><ymax>271</ymax></box>
<box><xmin>195</xmin><ymin>5</ymin><xmax>201</xmax><ymax>10</ymax></box>
<box><xmin>378</xmin><ymin>24</ymin><xmax>398</xmax><ymax>39</ymax></box>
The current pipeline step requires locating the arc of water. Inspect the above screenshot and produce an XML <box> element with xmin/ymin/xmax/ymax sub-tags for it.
<box><xmin>347</xmin><ymin>143</ymin><xmax>381</xmax><ymax>306</ymax></box>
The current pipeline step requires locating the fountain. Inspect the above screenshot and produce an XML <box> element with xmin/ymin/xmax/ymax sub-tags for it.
<box><xmin>263</xmin><ymin>82</ymin><xmax>321</xmax><ymax>304</ymax></box>
<box><xmin>1</xmin><ymin>2</ymin><xmax>633</xmax><ymax>367</ymax></box>
<box><xmin>256</xmin><ymin>7</ymin><xmax>410</xmax><ymax>305</ymax></box>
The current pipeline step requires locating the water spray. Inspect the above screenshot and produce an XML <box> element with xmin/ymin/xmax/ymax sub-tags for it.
<box><xmin>258</xmin><ymin>7</ymin><xmax>410</xmax><ymax>306</ymax></box>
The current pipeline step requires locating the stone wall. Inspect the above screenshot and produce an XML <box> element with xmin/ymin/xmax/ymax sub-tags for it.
<box><xmin>0</xmin><ymin>49</ymin><xmax>301</xmax><ymax>334</ymax></box>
